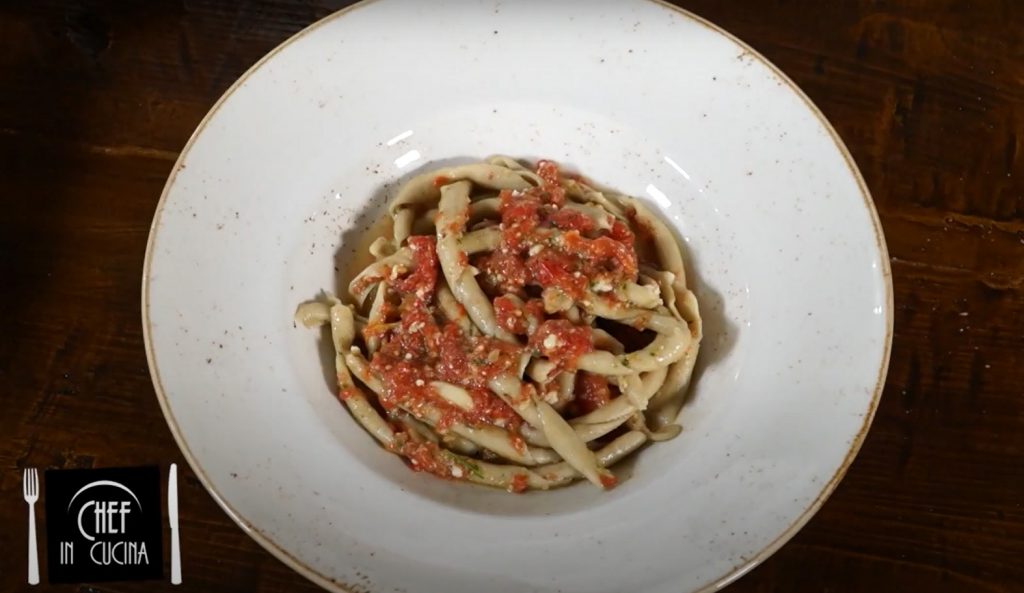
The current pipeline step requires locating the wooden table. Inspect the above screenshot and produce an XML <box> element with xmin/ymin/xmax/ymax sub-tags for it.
<box><xmin>2</xmin><ymin>1</ymin><xmax>1022</xmax><ymax>591</ymax></box>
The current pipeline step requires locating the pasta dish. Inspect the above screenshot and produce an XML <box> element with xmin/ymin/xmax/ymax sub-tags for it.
<box><xmin>296</xmin><ymin>157</ymin><xmax>701</xmax><ymax>491</ymax></box>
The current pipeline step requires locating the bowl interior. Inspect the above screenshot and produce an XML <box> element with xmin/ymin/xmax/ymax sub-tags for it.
<box><xmin>145</xmin><ymin>2</ymin><xmax>891</xmax><ymax>592</ymax></box>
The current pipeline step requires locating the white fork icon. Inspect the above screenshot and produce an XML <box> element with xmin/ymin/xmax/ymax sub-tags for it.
<box><xmin>22</xmin><ymin>468</ymin><xmax>40</xmax><ymax>585</ymax></box>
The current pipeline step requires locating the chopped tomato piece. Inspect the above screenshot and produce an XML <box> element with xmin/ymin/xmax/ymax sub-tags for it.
<box><xmin>509</xmin><ymin>473</ymin><xmax>529</xmax><ymax>493</ymax></box>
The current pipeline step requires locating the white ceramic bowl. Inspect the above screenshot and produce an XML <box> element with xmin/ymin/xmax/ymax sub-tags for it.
<box><xmin>143</xmin><ymin>1</ymin><xmax>892</xmax><ymax>592</ymax></box>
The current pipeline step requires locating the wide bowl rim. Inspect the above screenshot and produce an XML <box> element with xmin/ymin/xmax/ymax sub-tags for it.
<box><xmin>141</xmin><ymin>1</ymin><xmax>894</xmax><ymax>591</ymax></box>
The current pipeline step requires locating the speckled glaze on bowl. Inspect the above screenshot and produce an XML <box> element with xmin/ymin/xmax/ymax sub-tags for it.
<box><xmin>142</xmin><ymin>1</ymin><xmax>892</xmax><ymax>592</ymax></box>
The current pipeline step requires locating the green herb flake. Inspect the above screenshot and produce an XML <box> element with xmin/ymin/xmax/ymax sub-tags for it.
<box><xmin>444</xmin><ymin>451</ymin><xmax>484</xmax><ymax>479</ymax></box>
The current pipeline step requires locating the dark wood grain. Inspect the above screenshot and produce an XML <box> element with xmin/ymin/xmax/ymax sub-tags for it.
<box><xmin>1</xmin><ymin>1</ymin><xmax>1022</xmax><ymax>592</ymax></box>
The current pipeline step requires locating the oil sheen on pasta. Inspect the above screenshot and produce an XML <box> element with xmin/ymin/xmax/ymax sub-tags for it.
<box><xmin>296</xmin><ymin>156</ymin><xmax>702</xmax><ymax>492</ymax></box>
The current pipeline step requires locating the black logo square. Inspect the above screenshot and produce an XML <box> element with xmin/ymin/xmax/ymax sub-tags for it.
<box><xmin>44</xmin><ymin>466</ymin><xmax>164</xmax><ymax>583</ymax></box>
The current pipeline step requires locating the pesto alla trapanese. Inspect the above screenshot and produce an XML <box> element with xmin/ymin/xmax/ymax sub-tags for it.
<box><xmin>296</xmin><ymin>156</ymin><xmax>701</xmax><ymax>491</ymax></box>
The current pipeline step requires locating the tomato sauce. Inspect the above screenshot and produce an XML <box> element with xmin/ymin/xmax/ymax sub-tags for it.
<box><xmin>370</xmin><ymin>317</ymin><xmax>524</xmax><ymax>432</ymax></box>
<box><xmin>397</xmin><ymin>438</ymin><xmax>454</xmax><ymax>478</ymax></box>
<box><xmin>529</xmin><ymin>320</ymin><xmax>593</xmax><ymax>370</ymax></box>
<box><xmin>493</xmin><ymin>296</ymin><xmax>545</xmax><ymax>335</ymax></box>
<box><xmin>391</xmin><ymin>235</ymin><xmax>437</xmax><ymax>300</ymax></box>
<box><xmin>367</xmin><ymin>239</ymin><xmax>525</xmax><ymax>435</ymax></box>
<box><xmin>499</xmin><ymin>192</ymin><xmax>543</xmax><ymax>249</ymax></box>
<box><xmin>561</xmin><ymin>231</ymin><xmax>637</xmax><ymax>278</ymax></box>
<box><xmin>475</xmin><ymin>248</ymin><xmax>529</xmax><ymax>296</ymax></box>
<box><xmin>535</xmin><ymin>160</ymin><xmax>566</xmax><ymax>205</ymax></box>
<box><xmin>478</xmin><ymin>161</ymin><xmax>638</xmax><ymax>302</ymax></box>
<box><xmin>526</xmin><ymin>249</ymin><xmax>588</xmax><ymax>299</ymax></box>
<box><xmin>509</xmin><ymin>473</ymin><xmax>529</xmax><ymax>493</ymax></box>
<box><xmin>550</xmin><ymin>207</ymin><xmax>596</xmax><ymax>234</ymax></box>
<box><xmin>493</xmin><ymin>295</ymin><xmax>525</xmax><ymax>334</ymax></box>
<box><xmin>572</xmin><ymin>372</ymin><xmax>612</xmax><ymax>415</ymax></box>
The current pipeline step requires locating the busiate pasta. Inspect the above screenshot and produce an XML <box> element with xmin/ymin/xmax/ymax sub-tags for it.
<box><xmin>296</xmin><ymin>157</ymin><xmax>701</xmax><ymax>492</ymax></box>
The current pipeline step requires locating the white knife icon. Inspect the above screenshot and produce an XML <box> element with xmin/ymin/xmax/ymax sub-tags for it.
<box><xmin>169</xmin><ymin>463</ymin><xmax>182</xmax><ymax>585</ymax></box>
